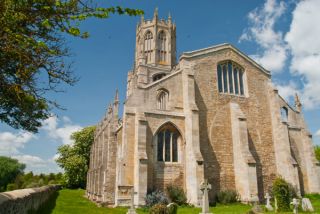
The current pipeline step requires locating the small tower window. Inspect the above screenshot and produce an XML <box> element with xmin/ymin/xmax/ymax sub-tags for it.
<box><xmin>153</xmin><ymin>73</ymin><xmax>166</xmax><ymax>82</ymax></box>
<box><xmin>157</xmin><ymin>90</ymin><xmax>169</xmax><ymax>110</ymax></box>
<box><xmin>144</xmin><ymin>31</ymin><xmax>153</xmax><ymax>63</ymax></box>
<box><xmin>280</xmin><ymin>107</ymin><xmax>288</xmax><ymax>122</ymax></box>
<box><xmin>158</xmin><ymin>31</ymin><xmax>167</xmax><ymax>63</ymax></box>
<box><xmin>217</xmin><ymin>61</ymin><xmax>245</xmax><ymax>96</ymax></box>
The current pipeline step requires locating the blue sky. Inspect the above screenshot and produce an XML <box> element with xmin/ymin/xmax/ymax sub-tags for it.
<box><xmin>1</xmin><ymin>0</ymin><xmax>320</xmax><ymax>174</ymax></box>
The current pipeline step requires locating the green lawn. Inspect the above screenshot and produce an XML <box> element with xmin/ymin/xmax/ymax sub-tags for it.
<box><xmin>37</xmin><ymin>189</ymin><xmax>320</xmax><ymax>214</ymax></box>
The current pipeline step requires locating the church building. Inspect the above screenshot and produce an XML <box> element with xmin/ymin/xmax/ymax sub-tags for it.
<box><xmin>86</xmin><ymin>9</ymin><xmax>320</xmax><ymax>206</ymax></box>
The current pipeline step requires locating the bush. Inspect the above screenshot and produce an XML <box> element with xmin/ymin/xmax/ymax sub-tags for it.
<box><xmin>167</xmin><ymin>203</ymin><xmax>178</xmax><ymax>214</ymax></box>
<box><xmin>149</xmin><ymin>204</ymin><xmax>168</xmax><ymax>214</ymax></box>
<box><xmin>216</xmin><ymin>189</ymin><xmax>239</xmax><ymax>204</ymax></box>
<box><xmin>166</xmin><ymin>184</ymin><xmax>187</xmax><ymax>205</ymax></box>
<box><xmin>6</xmin><ymin>183</ymin><xmax>16</xmax><ymax>191</ymax></box>
<box><xmin>145</xmin><ymin>190</ymin><xmax>169</xmax><ymax>208</ymax></box>
<box><xmin>272</xmin><ymin>177</ymin><xmax>291</xmax><ymax>211</ymax></box>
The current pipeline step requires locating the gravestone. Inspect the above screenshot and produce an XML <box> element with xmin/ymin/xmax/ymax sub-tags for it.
<box><xmin>127</xmin><ymin>189</ymin><xmax>137</xmax><ymax>214</ymax></box>
<box><xmin>290</xmin><ymin>198</ymin><xmax>299</xmax><ymax>214</ymax></box>
<box><xmin>301</xmin><ymin>198</ymin><xmax>314</xmax><ymax>212</ymax></box>
<box><xmin>199</xmin><ymin>179</ymin><xmax>212</xmax><ymax>214</ymax></box>
<box><xmin>264</xmin><ymin>193</ymin><xmax>273</xmax><ymax>211</ymax></box>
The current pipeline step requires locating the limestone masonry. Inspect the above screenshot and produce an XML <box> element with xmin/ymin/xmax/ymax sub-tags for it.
<box><xmin>86</xmin><ymin>9</ymin><xmax>320</xmax><ymax>206</ymax></box>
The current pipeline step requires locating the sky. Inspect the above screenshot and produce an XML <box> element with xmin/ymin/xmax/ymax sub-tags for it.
<box><xmin>1</xmin><ymin>0</ymin><xmax>320</xmax><ymax>174</ymax></box>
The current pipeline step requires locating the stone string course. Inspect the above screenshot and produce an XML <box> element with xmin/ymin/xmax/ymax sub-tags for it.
<box><xmin>0</xmin><ymin>185</ymin><xmax>60</xmax><ymax>214</ymax></box>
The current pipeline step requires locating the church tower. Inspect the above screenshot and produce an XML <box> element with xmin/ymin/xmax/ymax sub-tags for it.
<box><xmin>135</xmin><ymin>8</ymin><xmax>176</xmax><ymax>69</ymax></box>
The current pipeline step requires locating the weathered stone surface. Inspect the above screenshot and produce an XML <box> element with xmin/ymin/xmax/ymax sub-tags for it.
<box><xmin>86</xmin><ymin>9</ymin><xmax>320</xmax><ymax>207</ymax></box>
<box><xmin>0</xmin><ymin>185</ymin><xmax>60</xmax><ymax>214</ymax></box>
<box><xmin>301</xmin><ymin>198</ymin><xmax>314</xmax><ymax>212</ymax></box>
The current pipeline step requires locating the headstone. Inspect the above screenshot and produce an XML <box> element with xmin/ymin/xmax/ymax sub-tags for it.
<box><xmin>199</xmin><ymin>179</ymin><xmax>212</xmax><ymax>214</ymax></box>
<box><xmin>126</xmin><ymin>189</ymin><xmax>137</xmax><ymax>214</ymax></box>
<box><xmin>290</xmin><ymin>198</ymin><xmax>299</xmax><ymax>214</ymax></box>
<box><xmin>301</xmin><ymin>198</ymin><xmax>314</xmax><ymax>212</ymax></box>
<box><xmin>264</xmin><ymin>193</ymin><xmax>273</xmax><ymax>211</ymax></box>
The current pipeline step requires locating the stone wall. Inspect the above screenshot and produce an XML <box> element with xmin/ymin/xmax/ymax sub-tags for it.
<box><xmin>0</xmin><ymin>185</ymin><xmax>60</xmax><ymax>214</ymax></box>
<box><xmin>188</xmin><ymin>47</ymin><xmax>277</xmax><ymax>201</ymax></box>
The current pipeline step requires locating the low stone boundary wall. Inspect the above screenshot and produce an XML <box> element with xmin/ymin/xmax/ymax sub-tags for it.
<box><xmin>0</xmin><ymin>185</ymin><xmax>61</xmax><ymax>214</ymax></box>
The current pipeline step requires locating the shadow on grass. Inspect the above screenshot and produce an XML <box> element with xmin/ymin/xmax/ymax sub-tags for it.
<box><xmin>28</xmin><ymin>190</ymin><xmax>59</xmax><ymax>214</ymax></box>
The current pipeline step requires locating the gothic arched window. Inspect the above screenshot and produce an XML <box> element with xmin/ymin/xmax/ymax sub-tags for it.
<box><xmin>217</xmin><ymin>61</ymin><xmax>245</xmax><ymax>96</ymax></box>
<box><xmin>144</xmin><ymin>31</ymin><xmax>153</xmax><ymax>63</ymax></box>
<box><xmin>157</xmin><ymin>90</ymin><xmax>169</xmax><ymax>110</ymax></box>
<box><xmin>157</xmin><ymin>125</ymin><xmax>179</xmax><ymax>162</ymax></box>
<box><xmin>158</xmin><ymin>31</ymin><xmax>167</xmax><ymax>63</ymax></box>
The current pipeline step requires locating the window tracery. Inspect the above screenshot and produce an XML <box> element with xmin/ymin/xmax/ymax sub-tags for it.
<box><xmin>158</xmin><ymin>31</ymin><xmax>167</xmax><ymax>63</ymax></box>
<box><xmin>217</xmin><ymin>61</ymin><xmax>245</xmax><ymax>96</ymax></box>
<box><xmin>144</xmin><ymin>31</ymin><xmax>153</xmax><ymax>63</ymax></box>
<box><xmin>157</xmin><ymin>125</ymin><xmax>179</xmax><ymax>162</ymax></box>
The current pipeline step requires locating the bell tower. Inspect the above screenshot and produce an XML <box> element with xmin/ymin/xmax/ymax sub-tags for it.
<box><xmin>135</xmin><ymin>8</ymin><xmax>176</xmax><ymax>69</ymax></box>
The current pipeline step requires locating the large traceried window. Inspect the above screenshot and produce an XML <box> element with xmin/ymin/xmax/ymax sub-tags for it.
<box><xmin>157</xmin><ymin>125</ymin><xmax>179</xmax><ymax>162</ymax></box>
<box><xmin>144</xmin><ymin>31</ymin><xmax>153</xmax><ymax>63</ymax></box>
<box><xmin>217</xmin><ymin>61</ymin><xmax>245</xmax><ymax>96</ymax></box>
<box><xmin>158</xmin><ymin>31</ymin><xmax>167</xmax><ymax>63</ymax></box>
<box><xmin>157</xmin><ymin>90</ymin><xmax>169</xmax><ymax>110</ymax></box>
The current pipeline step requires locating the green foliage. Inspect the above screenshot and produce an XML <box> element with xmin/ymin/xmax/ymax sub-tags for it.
<box><xmin>216</xmin><ymin>189</ymin><xmax>239</xmax><ymax>204</ymax></box>
<box><xmin>0</xmin><ymin>156</ymin><xmax>25</xmax><ymax>191</ymax></box>
<box><xmin>272</xmin><ymin>177</ymin><xmax>291</xmax><ymax>211</ymax></box>
<box><xmin>315</xmin><ymin>146</ymin><xmax>320</xmax><ymax>162</ymax></box>
<box><xmin>56</xmin><ymin>126</ymin><xmax>96</xmax><ymax>188</ymax></box>
<box><xmin>145</xmin><ymin>190</ymin><xmax>169</xmax><ymax>208</ymax></box>
<box><xmin>0</xmin><ymin>0</ymin><xmax>143</xmax><ymax>132</ymax></box>
<box><xmin>149</xmin><ymin>204</ymin><xmax>168</xmax><ymax>214</ymax></box>
<box><xmin>167</xmin><ymin>203</ymin><xmax>178</xmax><ymax>214</ymax></box>
<box><xmin>6</xmin><ymin>171</ymin><xmax>63</xmax><ymax>191</ymax></box>
<box><xmin>6</xmin><ymin>183</ymin><xmax>17</xmax><ymax>191</ymax></box>
<box><xmin>166</xmin><ymin>184</ymin><xmax>187</xmax><ymax>205</ymax></box>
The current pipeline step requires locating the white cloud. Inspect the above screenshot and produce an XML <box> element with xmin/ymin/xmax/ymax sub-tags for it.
<box><xmin>285</xmin><ymin>0</ymin><xmax>320</xmax><ymax>109</ymax></box>
<box><xmin>273</xmin><ymin>81</ymin><xmax>299</xmax><ymax>102</ymax></box>
<box><xmin>42</xmin><ymin>115</ymin><xmax>82</xmax><ymax>145</ymax></box>
<box><xmin>240</xmin><ymin>0</ymin><xmax>288</xmax><ymax>72</ymax></box>
<box><xmin>241</xmin><ymin>0</ymin><xmax>320</xmax><ymax>109</ymax></box>
<box><xmin>0</xmin><ymin>132</ymin><xmax>35</xmax><ymax>156</ymax></box>
<box><xmin>316</xmin><ymin>130</ymin><xmax>320</xmax><ymax>137</ymax></box>
<box><xmin>13</xmin><ymin>155</ymin><xmax>47</xmax><ymax>168</ymax></box>
<box><xmin>0</xmin><ymin>115</ymin><xmax>81</xmax><ymax>173</ymax></box>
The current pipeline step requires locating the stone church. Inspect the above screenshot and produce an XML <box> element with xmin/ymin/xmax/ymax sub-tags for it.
<box><xmin>86</xmin><ymin>9</ymin><xmax>320</xmax><ymax>206</ymax></box>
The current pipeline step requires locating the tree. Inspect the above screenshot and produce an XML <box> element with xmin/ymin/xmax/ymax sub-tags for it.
<box><xmin>0</xmin><ymin>156</ymin><xmax>25</xmax><ymax>191</ymax></box>
<box><xmin>315</xmin><ymin>146</ymin><xmax>320</xmax><ymax>162</ymax></box>
<box><xmin>56</xmin><ymin>126</ymin><xmax>95</xmax><ymax>188</ymax></box>
<box><xmin>0</xmin><ymin>1</ymin><xmax>143</xmax><ymax>132</ymax></box>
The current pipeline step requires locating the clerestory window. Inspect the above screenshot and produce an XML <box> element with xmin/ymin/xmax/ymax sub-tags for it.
<box><xmin>157</xmin><ymin>127</ymin><xmax>179</xmax><ymax>162</ymax></box>
<box><xmin>280</xmin><ymin>107</ymin><xmax>288</xmax><ymax>122</ymax></box>
<box><xmin>144</xmin><ymin>31</ymin><xmax>153</xmax><ymax>63</ymax></box>
<box><xmin>217</xmin><ymin>61</ymin><xmax>245</xmax><ymax>96</ymax></box>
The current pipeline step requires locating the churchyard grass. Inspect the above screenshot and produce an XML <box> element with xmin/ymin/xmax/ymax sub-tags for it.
<box><xmin>41</xmin><ymin>189</ymin><xmax>320</xmax><ymax>214</ymax></box>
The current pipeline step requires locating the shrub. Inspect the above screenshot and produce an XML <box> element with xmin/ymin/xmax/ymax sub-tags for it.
<box><xmin>6</xmin><ymin>183</ymin><xmax>16</xmax><ymax>191</ymax></box>
<box><xmin>216</xmin><ymin>189</ymin><xmax>239</xmax><ymax>204</ymax></box>
<box><xmin>272</xmin><ymin>177</ymin><xmax>291</xmax><ymax>211</ymax></box>
<box><xmin>167</xmin><ymin>203</ymin><xmax>178</xmax><ymax>214</ymax></box>
<box><xmin>149</xmin><ymin>204</ymin><xmax>168</xmax><ymax>214</ymax></box>
<box><xmin>145</xmin><ymin>190</ymin><xmax>169</xmax><ymax>208</ymax></box>
<box><xmin>166</xmin><ymin>184</ymin><xmax>187</xmax><ymax>205</ymax></box>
